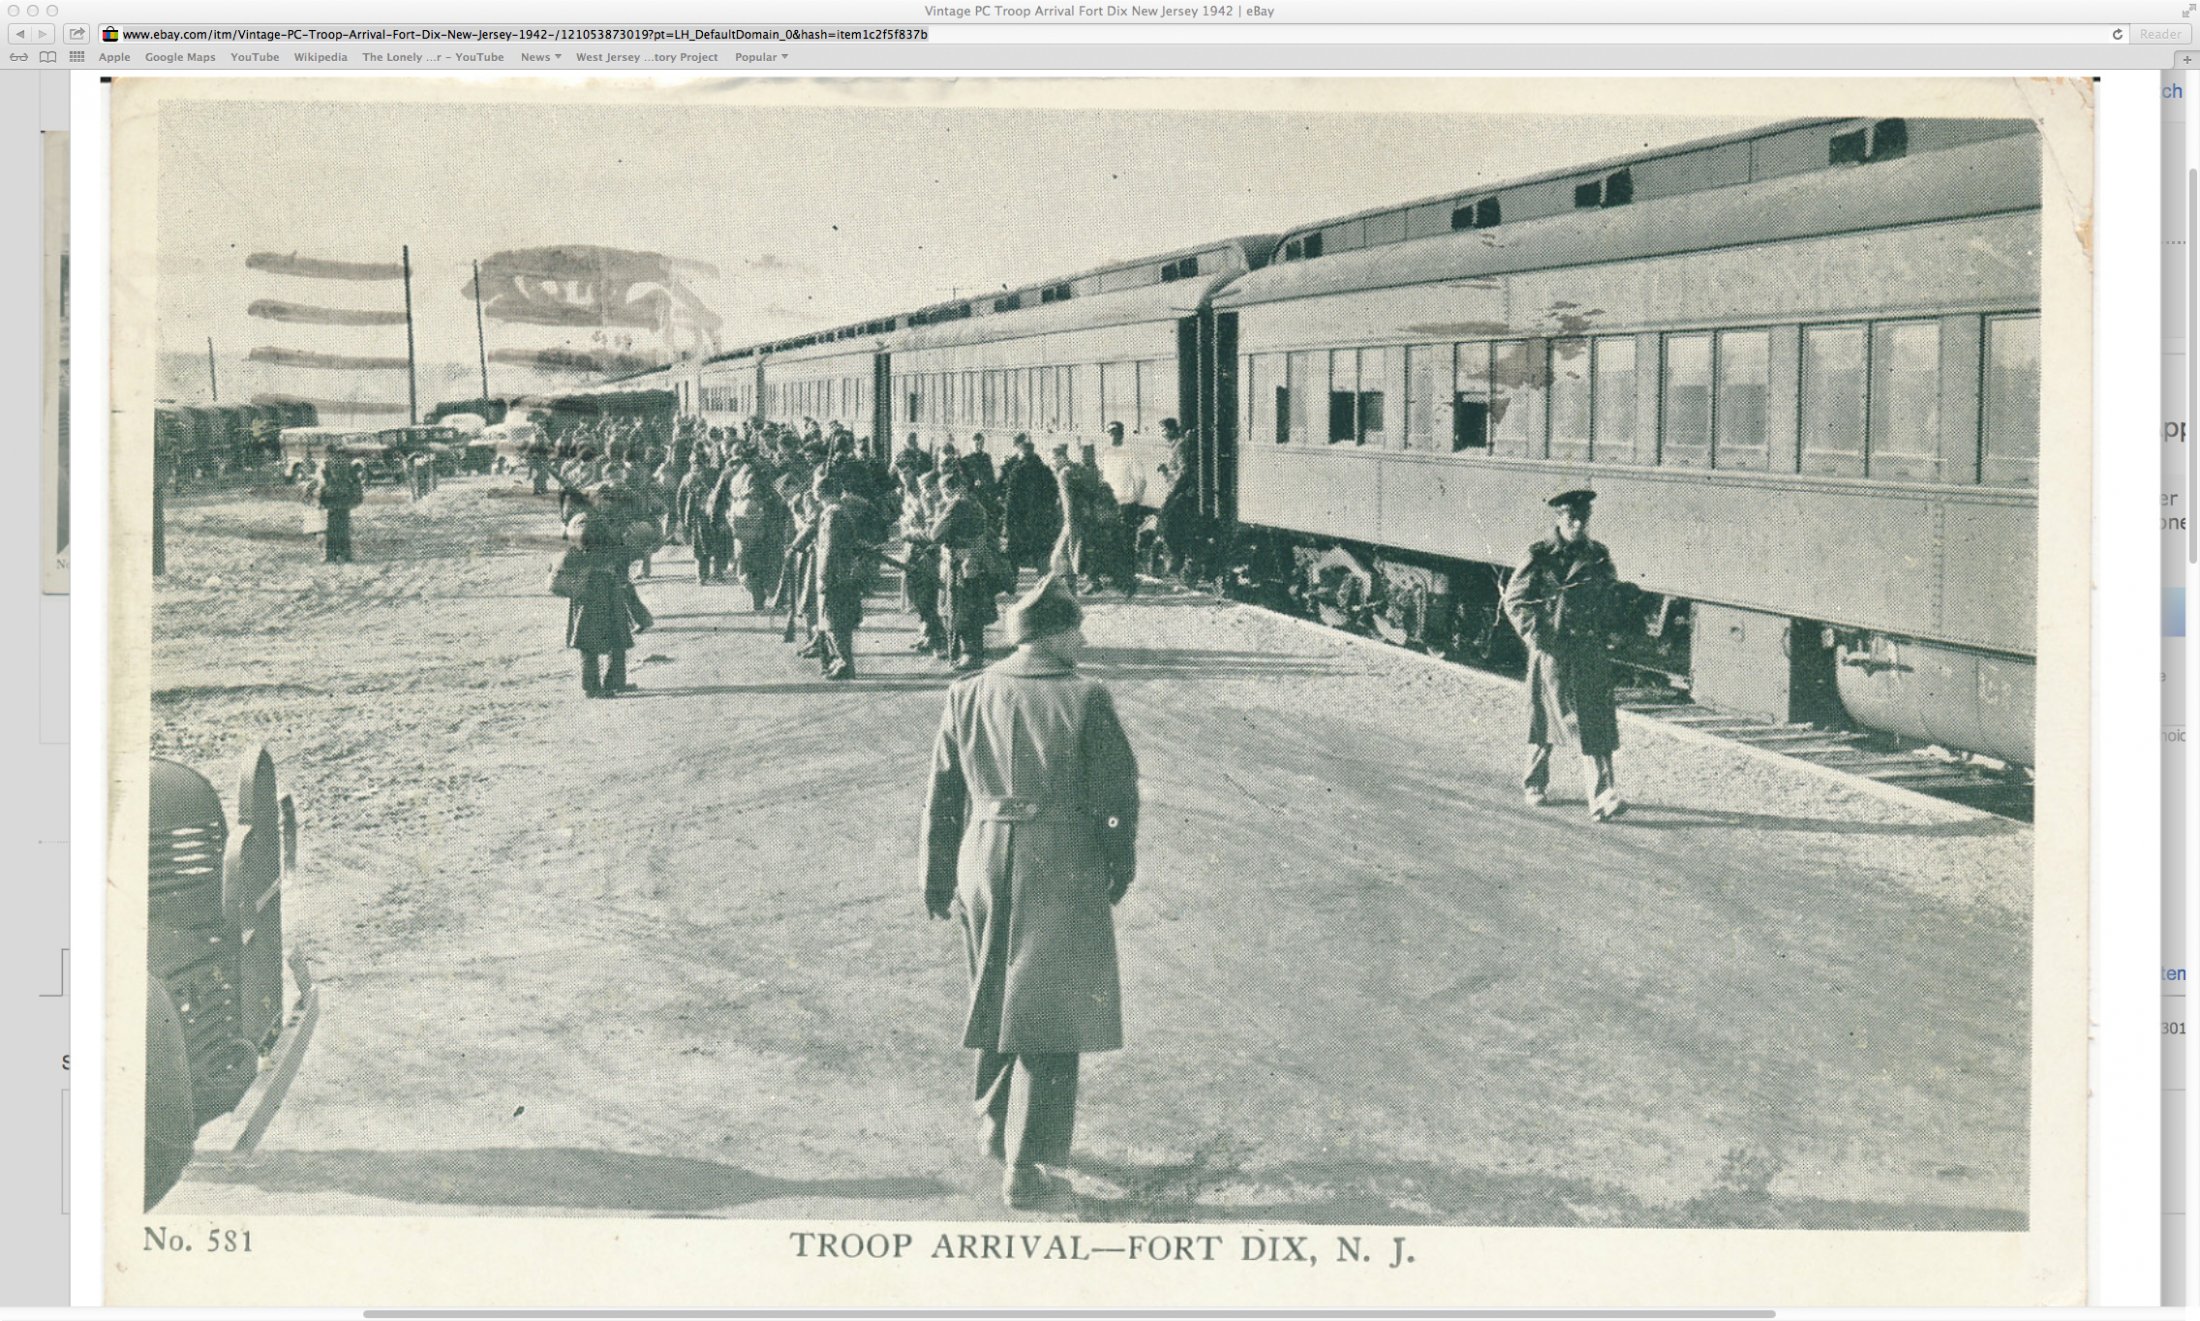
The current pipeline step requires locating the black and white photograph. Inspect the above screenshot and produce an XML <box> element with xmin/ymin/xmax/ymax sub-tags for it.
<box><xmin>105</xmin><ymin>75</ymin><xmax>2092</xmax><ymax>1308</ymax></box>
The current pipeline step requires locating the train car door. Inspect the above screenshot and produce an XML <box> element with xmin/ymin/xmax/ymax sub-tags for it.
<box><xmin>1209</xmin><ymin>310</ymin><xmax>1238</xmax><ymax>524</ymax></box>
<box><xmin>1176</xmin><ymin>316</ymin><xmax>1203</xmax><ymax>506</ymax></box>
<box><xmin>871</xmin><ymin>353</ymin><xmax>893</xmax><ymax>463</ymax></box>
<box><xmin>1178</xmin><ymin>310</ymin><xmax>1239</xmax><ymax>523</ymax></box>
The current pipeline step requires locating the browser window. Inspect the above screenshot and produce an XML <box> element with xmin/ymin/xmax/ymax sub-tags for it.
<box><xmin>0</xmin><ymin>2</ymin><xmax>2174</xmax><ymax>1316</ymax></box>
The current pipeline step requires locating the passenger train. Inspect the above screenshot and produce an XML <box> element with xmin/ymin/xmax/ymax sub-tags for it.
<box><xmin>615</xmin><ymin>116</ymin><xmax>2043</xmax><ymax>767</ymax></box>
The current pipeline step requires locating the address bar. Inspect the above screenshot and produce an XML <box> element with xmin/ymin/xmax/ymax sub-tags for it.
<box><xmin>926</xmin><ymin>23</ymin><xmax>2133</xmax><ymax>44</ymax></box>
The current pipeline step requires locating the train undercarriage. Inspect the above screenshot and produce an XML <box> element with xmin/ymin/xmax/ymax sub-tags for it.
<box><xmin>1212</xmin><ymin>526</ymin><xmax>2035</xmax><ymax>772</ymax></box>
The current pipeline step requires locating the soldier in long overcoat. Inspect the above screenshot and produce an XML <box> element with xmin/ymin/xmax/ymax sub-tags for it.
<box><xmin>678</xmin><ymin>462</ymin><xmax>724</xmax><ymax>583</ymax></box>
<box><xmin>313</xmin><ymin>458</ymin><xmax>363</xmax><ymax>563</ymax></box>
<box><xmin>997</xmin><ymin>434</ymin><xmax>1060</xmax><ymax>574</ymax></box>
<box><xmin>556</xmin><ymin>511</ymin><xmax>635</xmax><ymax>698</ymax></box>
<box><xmin>921</xmin><ymin>573</ymin><xmax>1139</xmax><ymax>1209</ymax></box>
<box><xmin>1499</xmin><ymin>488</ymin><xmax>1624</xmax><ymax>820</ymax></box>
<box><xmin>733</xmin><ymin>466</ymin><xmax>791</xmax><ymax>613</ymax></box>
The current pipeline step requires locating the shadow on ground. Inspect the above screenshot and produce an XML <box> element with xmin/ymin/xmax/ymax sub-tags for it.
<box><xmin>1057</xmin><ymin>1153</ymin><xmax>2026</xmax><ymax>1231</ymax></box>
<box><xmin>182</xmin><ymin>1146</ymin><xmax>951</xmax><ymax>1215</ymax></box>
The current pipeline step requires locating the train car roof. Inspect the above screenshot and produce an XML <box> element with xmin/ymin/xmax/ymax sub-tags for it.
<box><xmin>1260</xmin><ymin>115</ymin><xmax>2034</xmax><ymax>274</ymax></box>
<box><xmin>1218</xmin><ymin>125</ymin><xmax>2039</xmax><ymax>313</ymax></box>
<box><xmin>687</xmin><ymin>232</ymin><xmax>1277</xmax><ymax>367</ymax></box>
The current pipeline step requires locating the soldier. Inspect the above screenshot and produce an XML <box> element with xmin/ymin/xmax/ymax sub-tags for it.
<box><xmin>959</xmin><ymin>432</ymin><xmax>997</xmax><ymax>498</ymax></box>
<box><xmin>679</xmin><ymin>460</ymin><xmax>724</xmax><ymax>584</ymax></box>
<box><xmin>312</xmin><ymin>455</ymin><xmax>363</xmax><ymax>564</ymax></box>
<box><xmin>1154</xmin><ymin>417</ymin><xmax>1203</xmax><ymax>578</ymax></box>
<box><xmin>732</xmin><ymin>462</ymin><xmax>791</xmax><ymax>613</ymax></box>
<box><xmin>1049</xmin><ymin>443</ymin><xmax>1108</xmax><ymax>594</ymax></box>
<box><xmin>894</xmin><ymin>431</ymin><xmax>934</xmax><ymax>488</ymax></box>
<box><xmin>1500</xmin><ymin>489</ymin><xmax>1625</xmax><ymax>821</ymax></box>
<box><xmin>810</xmin><ymin>474</ymin><xmax>870</xmax><ymax>681</ymax></box>
<box><xmin>903</xmin><ymin>471</ymin><xmax>948</xmax><ymax>655</ymax></box>
<box><xmin>999</xmin><ymin>433</ymin><xmax>1059</xmax><ymax>578</ymax></box>
<box><xmin>928</xmin><ymin>467</ymin><xmax>997</xmax><ymax>672</ymax></box>
<box><xmin>782</xmin><ymin>470</ymin><xmax>833</xmax><ymax>662</ymax></box>
<box><xmin>921</xmin><ymin>573</ymin><xmax>1139</xmax><ymax>1209</ymax></box>
<box><xmin>553</xmin><ymin>511</ymin><xmax>635</xmax><ymax>699</ymax></box>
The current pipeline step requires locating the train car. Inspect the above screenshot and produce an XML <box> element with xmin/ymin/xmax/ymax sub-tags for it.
<box><xmin>1215</xmin><ymin>117</ymin><xmax>2041</xmax><ymax>765</ymax></box>
<box><xmin>757</xmin><ymin>328</ymin><xmax>890</xmax><ymax>455</ymax></box>
<box><xmin>883</xmin><ymin>237</ymin><xmax>1272</xmax><ymax>510</ymax></box>
<box><xmin>679</xmin><ymin>348</ymin><xmax>763</xmax><ymax>431</ymax></box>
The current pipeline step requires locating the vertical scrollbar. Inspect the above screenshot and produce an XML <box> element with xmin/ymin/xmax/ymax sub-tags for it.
<box><xmin>2170</xmin><ymin>71</ymin><xmax>2192</xmax><ymax>1302</ymax></box>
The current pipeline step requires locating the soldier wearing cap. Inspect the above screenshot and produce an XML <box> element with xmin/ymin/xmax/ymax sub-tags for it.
<box><xmin>921</xmin><ymin>573</ymin><xmax>1140</xmax><ymax>1209</ymax></box>
<box><xmin>1500</xmin><ymin>488</ymin><xmax>1625</xmax><ymax>820</ymax></box>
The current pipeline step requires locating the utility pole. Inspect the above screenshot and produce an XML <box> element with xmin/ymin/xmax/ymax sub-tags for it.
<box><xmin>401</xmin><ymin>244</ymin><xmax>418</xmax><ymax>425</ymax></box>
<box><xmin>205</xmin><ymin>337</ymin><xmax>217</xmax><ymax>403</ymax></box>
<box><xmin>472</xmin><ymin>257</ymin><xmax>489</xmax><ymax>405</ymax></box>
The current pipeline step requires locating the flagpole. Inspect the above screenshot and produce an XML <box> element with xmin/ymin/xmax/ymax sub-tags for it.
<box><xmin>401</xmin><ymin>244</ymin><xmax>418</xmax><ymax>425</ymax></box>
<box><xmin>472</xmin><ymin>258</ymin><xmax>490</xmax><ymax>406</ymax></box>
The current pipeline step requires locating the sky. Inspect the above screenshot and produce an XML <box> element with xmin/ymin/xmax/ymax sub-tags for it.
<box><xmin>148</xmin><ymin>86</ymin><xmax>1764</xmax><ymax>413</ymax></box>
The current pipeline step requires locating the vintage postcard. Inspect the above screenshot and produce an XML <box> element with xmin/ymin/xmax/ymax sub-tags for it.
<box><xmin>106</xmin><ymin>74</ymin><xmax>2091</xmax><ymax>1308</ymax></box>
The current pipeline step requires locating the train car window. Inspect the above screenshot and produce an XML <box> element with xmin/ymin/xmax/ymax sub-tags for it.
<box><xmin>1323</xmin><ymin>221</ymin><xmax>1364</xmax><ymax>254</ymax></box>
<box><xmin>1289</xmin><ymin>351</ymin><xmax>1318</xmax><ymax>443</ymax></box>
<box><xmin>1981</xmin><ymin>314</ymin><xmax>2040</xmax><ymax>488</ymax></box>
<box><xmin>1282</xmin><ymin>238</ymin><xmax>1303</xmax><ymax>261</ymax></box>
<box><xmin>1365</xmin><ymin>211</ymin><xmax>1406</xmax><ymax>247</ymax></box>
<box><xmin>1801</xmin><ymin>325</ymin><xmax>1869</xmax><ymax>477</ymax></box>
<box><xmin>1404</xmin><ymin>202</ymin><xmax>1451</xmax><ymax>240</ymax></box>
<box><xmin>1075</xmin><ymin>363</ymin><xmax>1100</xmax><ymax>432</ymax></box>
<box><xmin>1574</xmin><ymin>170</ymin><xmax>1634</xmax><ymax>210</ymax></box>
<box><xmin>1359</xmin><ymin>392</ymin><xmax>1387</xmax><ymax>442</ymax></box>
<box><xmin>1358</xmin><ymin>346</ymin><xmax>1396</xmax><ymax>446</ymax></box>
<box><xmin>1548</xmin><ymin>338</ymin><xmax>1592</xmax><ymax>461</ymax></box>
<box><xmin>1405</xmin><ymin>345</ymin><xmax>1438</xmax><ymax>448</ymax></box>
<box><xmin>1103</xmin><ymin>362</ymin><xmax>1135</xmax><ymax>434</ymax></box>
<box><xmin>1661</xmin><ymin>334</ymin><xmax>1714</xmax><ymax>467</ymax></box>
<box><xmin>1592</xmin><ymin>336</ymin><xmax>1641</xmax><ymax>464</ymax></box>
<box><xmin>1138</xmin><ymin>359</ymin><xmax>1169</xmax><ymax>433</ymax></box>
<box><xmin>1328</xmin><ymin>349</ymin><xmax>1358</xmax><ymax>444</ymax></box>
<box><xmin>1303</xmin><ymin>232</ymin><xmax>1325</xmax><ymax>260</ymax></box>
<box><xmin>1870</xmin><ymin>118</ymin><xmax>1908</xmax><ymax>161</ymax></box>
<box><xmin>1453</xmin><ymin>341</ymin><xmax>1492</xmax><ymax>452</ymax></box>
<box><xmin>1868</xmin><ymin>321</ymin><xmax>1943</xmax><ymax>481</ymax></box>
<box><xmin>1490</xmin><ymin>340</ymin><xmax>1539</xmax><ymax>457</ymax></box>
<box><xmin>1829</xmin><ymin>126</ymin><xmax>1870</xmax><ymax>167</ymax></box>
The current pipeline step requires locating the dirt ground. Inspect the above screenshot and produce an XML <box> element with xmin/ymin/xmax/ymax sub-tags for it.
<box><xmin>147</xmin><ymin>473</ymin><xmax>2033</xmax><ymax>1228</ymax></box>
